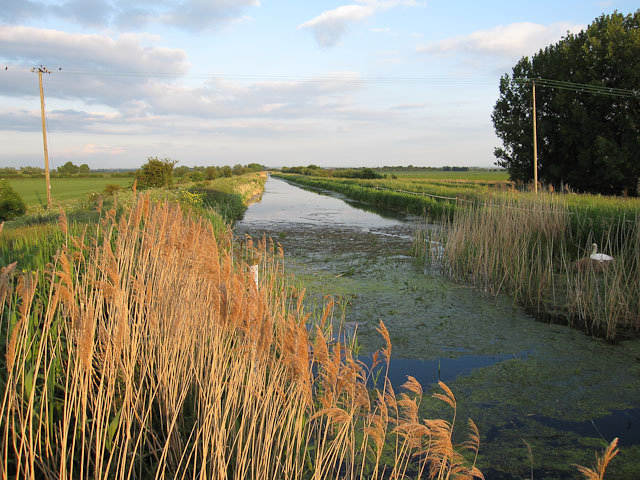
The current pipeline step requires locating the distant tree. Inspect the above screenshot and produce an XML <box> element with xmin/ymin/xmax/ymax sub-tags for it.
<box><xmin>190</xmin><ymin>171</ymin><xmax>205</xmax><ymax>182</ymax></box>
<box><xmin>205</xmin><ymin>166</ymin><xmax>219</xmax><ymax>180</ymax></box>
<box><xmin>57</xmin><ymin>161</ymin><xmax>79</xmax><ymax>175</ymax></box>
<box><xmin>493</xmin><ymin>10</ymin><xmax>640</xmax><ymax>195</ymax></box>
<box><xmin>359</xmin><ymin>168</ymin><xmax>381</xmax><ymax>179</ymax></box>
<box><xmin>232</xmin><ymin>164</ymin><xmax>247</xmax><ymax>176</ymax></box>
<box><xmin>173</xmin><ymin>166</ymin><xmax>191</xmax><ymax>177</ymax></box>
<box><xmin>0</xmin><ymin>179</ymin><xmax>27</xmax><ymax>221</ymax></box>
<box><xmin>246</xmin><ymin>163</ymin><xmax>264</xmax><ymax>172</ymax></box>
<box><xmin>135</xmin><ymin>157</ymin><xmax>177</xmax><ymax>189</ymax></box>
<box><xmin>0</xmin><ymin>167</ymin><xmax>18</xmax><ymax>175</ymax></box>
<box><xmin>78</xmin><ymin>163</ymin><xmax>90</xmax><ymax>174</ymax></box>
<box><xmin>220</xmin><ymin>166</ymin><xmax>233</xmax><ymax>177</ymax></box>
<box><xmin>20</xmin><ymin>166</ymin><xmax>44</xmax><ymax>175</ymax></box>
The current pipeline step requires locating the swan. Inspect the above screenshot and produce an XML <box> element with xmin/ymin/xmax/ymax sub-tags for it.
<box><xmin>590</xmin><ymin>243</ymin><xmax>613</xmax><ymax>263</ymax></box>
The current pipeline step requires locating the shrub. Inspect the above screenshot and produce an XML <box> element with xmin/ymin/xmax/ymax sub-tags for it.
<box><xmin>0</xmin><ymin>179</ymin><xmax>27</xmax><ymax>221</ymax></box>
<box><xmin>135</xmin><ymin>157</ymin><xmax>177</xmax><ymax>189</ymax></box>
<box><xmin>103</xmin><ymin>183</ymin><xmax>123</xmax><ymax>196</ymax></box>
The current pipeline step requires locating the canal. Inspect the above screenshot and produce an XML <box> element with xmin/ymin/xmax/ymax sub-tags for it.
<box><xmin>235</xmin><ymin>176</ymin><xmax>640</xmax><ymax>479</ymax></box>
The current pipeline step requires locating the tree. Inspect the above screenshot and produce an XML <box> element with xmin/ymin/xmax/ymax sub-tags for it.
<box><xmin>220</xmin><ymin>166</ymin><xmax>233</xmax><ymax>178</ymax></box>
<box><xmin>0</xmin><ymin>179</ymin><xmax>27</xmax><ymax>221</ymax></box>
<box><xmin>78</xmin><ymin>164</ymin><xmax>90</xmax><ymax>174</ymax></box>
<box><xmin>174</xmin><ymin>166</ymin><xmax>191</xmax><ymax>177</ymax></box>
<box><xmin>232</xmin><ymin>164</ymin><xmax>247</xmax><ymax>176</ymax></box>
<box><xmin>492</xmin><ymin>10</ymin><xmax>640</xmax><ymax>195</ymax></box>
<box><xmin>135</xmin><ymin>157</ymin><xmax>177</xmax><ymax>189</ymax></box>
<box><xmin>205</xmin><ymin>166</ymin><xmax>219</xmax><ymax>180</ymax></box>
<box><xmin>58</xmin><ymin>161</ymin><xmax>79</xmax><ymax>175</ymax></box>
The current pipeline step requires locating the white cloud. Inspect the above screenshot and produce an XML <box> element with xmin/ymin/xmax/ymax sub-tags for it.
<box><xmin>418</xmin><ymin>22</ymin><xmax>584</xmax><ymax>60</ymax></box>
<box><xmin>0</xmin><ymin>0</ymin><xmax>260</xmax><ymax>31</ymax></box>
<box><xmin>0</xmin><ymin>26</ymin><xmax>189</xmax><ymax>75</ymax></box>
<box><xmin>298</xmin><ymin>5</ymin><xmax>375</xmax><ymax>47</ymax></box>
<box><xmin>299</xmin><ymin>0</ymin><xmax>421</xmax><ymax>47</ymax></box>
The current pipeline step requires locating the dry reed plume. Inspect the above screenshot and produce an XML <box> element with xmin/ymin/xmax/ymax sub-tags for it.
<box><xmin>1</xmin><ymin>194</ymin><xmax>484</xmax><ymax>479</ymax></box>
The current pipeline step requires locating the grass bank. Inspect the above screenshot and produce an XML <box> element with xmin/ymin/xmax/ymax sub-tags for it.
<box><xmin>191</xmin><ymin>172</ymin><xmax>266</xmax><ymax>223</ymax></box>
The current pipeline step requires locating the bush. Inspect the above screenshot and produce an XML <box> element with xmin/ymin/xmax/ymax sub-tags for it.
<box><xmin>0</xmin><ymin>179</ymin><xmax>27</xmax><ymax>221</ymax></box>
<box><xmin>103</xmin><ymin>184</ymin><xmax>123</xmax><ymax>196</ymax></box>
<box><xmin>135</xmin><ymin>157</ymin><xmax>177</xmax><ymax>189</ymax></box>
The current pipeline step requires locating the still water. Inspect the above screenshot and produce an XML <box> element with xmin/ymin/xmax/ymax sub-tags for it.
<box><xmin>235</xmin><ymin>176</ymin><xmax>640</xmax><ymax>479</ymax></box>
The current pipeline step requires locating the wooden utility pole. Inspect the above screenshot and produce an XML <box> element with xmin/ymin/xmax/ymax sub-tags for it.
<box><xmin>32</xmin><ymin>66</ymin><xmax>53</xmax><ymax>208</ymax></box>
<box><xmin>532</xmin><ymin>80</ymin><xmax>538</xmax><ymax>194</ymax></box>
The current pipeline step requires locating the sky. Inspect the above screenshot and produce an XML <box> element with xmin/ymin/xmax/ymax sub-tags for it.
<box><xmin>0</xmin><ymin>0</ymin><xmax>636</xmax><ymax>170</ymax></box>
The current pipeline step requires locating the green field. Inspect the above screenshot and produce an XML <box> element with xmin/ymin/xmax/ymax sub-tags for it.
<box><xmin>5</xmin><ymin>177</ymin><xmax>132</xmax><ymax>207</ymax></box>
<box><xmin>381</xmin><ymin>169</ymin><xmax>509</xmax><ymax>181</ymax></box>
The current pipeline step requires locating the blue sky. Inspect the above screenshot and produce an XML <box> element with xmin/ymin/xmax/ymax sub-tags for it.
<box><xmin>0</xmin><ymin>0</ymin><xmax>636</xmax><ymax>170</ymax></box>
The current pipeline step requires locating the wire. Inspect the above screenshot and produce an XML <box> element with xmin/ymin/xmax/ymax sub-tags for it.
<box><xmin>515</xmin><ymin>77</ymin><xmax>639</xmax><ymax>98</ymax></box>
<box><xmin>5</xmin><ymin>65</ymin><xmax>498</xmax><ymax>85</ymax></box>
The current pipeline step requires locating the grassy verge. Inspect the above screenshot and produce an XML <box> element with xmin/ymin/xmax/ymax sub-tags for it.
<box><xmin>191</xmin><ymin>172</ymin><xmax>266</xmax><ymax>223</ymax></box>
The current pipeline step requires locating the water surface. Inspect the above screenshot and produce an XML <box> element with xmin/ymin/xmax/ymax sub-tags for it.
<box><xmin>236</xmin><ymin>176</ymin><xmax>640</xmax><ymax>479</ymax></box>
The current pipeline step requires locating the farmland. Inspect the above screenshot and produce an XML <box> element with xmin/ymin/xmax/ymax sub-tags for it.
<box><xmin>5</xmin><ymin>177</ymin><xmax>133</xmax><ymax>208</ymax></box>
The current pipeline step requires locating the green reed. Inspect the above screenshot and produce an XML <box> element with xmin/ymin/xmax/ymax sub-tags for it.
<box><xmin>420</xmin><ymin>193</ymin><xmax>639</xmax><ymax>339</ymax></box>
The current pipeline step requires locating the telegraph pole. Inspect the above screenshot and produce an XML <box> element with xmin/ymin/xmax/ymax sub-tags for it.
<box><xmin>31</xmin><ymin>65</ymin><xmax>53</xmax><ymax>208</ymax></box>
<box><xmin>532</xmin><ymin>80</ymin><xmax>538</xmax><ymax>194</ymax></box>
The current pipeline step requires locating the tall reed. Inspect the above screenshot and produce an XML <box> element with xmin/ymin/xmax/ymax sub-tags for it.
<box><xmin>1</xmin><ymin>194</ymin><xmax>483</xmax><ymax>479</ymax></box>
<box><xmin>421</xmin><ymin>193</ymin><xmax>640</xmax><ymax>339</ymax></box>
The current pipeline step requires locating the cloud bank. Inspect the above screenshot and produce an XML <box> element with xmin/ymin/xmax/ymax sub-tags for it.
<box><xmin>418</xmin><ymin>22</ymin><xmax>584</xmax><ymax>60</ymax></box>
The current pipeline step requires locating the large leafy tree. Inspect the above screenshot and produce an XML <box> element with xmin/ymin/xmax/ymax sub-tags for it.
<box><xmin>493</xmin><ymin>10</ymin><xmax>640</xmax><ymax>195</ymax></box>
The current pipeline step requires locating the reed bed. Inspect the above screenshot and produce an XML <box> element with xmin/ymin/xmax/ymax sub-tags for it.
<box><xmin>418</xmin><ymin>193</ymin><xmax>640</xmax><ymax>339</ymax></box>
<box><xmin>1</xmin><ymin>193</ymin><xmax>485</xmax><ymax>479</ymax></box>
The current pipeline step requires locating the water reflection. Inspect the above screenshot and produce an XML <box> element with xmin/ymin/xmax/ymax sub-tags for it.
<box><xmin>240</xmin><ymin>176</ymin><xmax>405</xmax><ymax>229</ymax></box>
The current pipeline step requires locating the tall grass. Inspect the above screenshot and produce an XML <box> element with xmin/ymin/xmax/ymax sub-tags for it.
<box><xmin>418</xmin><ymin>194</ymin><xmax>640</xmax><ymax>339</ymax></box>
<box><xmin>1</xmin><ymin>194</ymin><xmax>484</xmax><ymax>479</ymax></box>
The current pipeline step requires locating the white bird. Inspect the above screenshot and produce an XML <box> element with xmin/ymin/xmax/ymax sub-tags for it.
<box><xmin>590</xmin><ymin>243</ymin><xmax>613</xmax><ymax>263</ymax></box>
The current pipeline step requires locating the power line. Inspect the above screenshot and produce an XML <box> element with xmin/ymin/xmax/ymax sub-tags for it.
<box><xmin>4</xmin><ymin>65</ymin><xmax>497</xmax><ymax>85</ymax></box>
<box><xmin>515</xmin><ymin>77</ymin><xmax>639</xmax><ymax>98</ymax></box>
